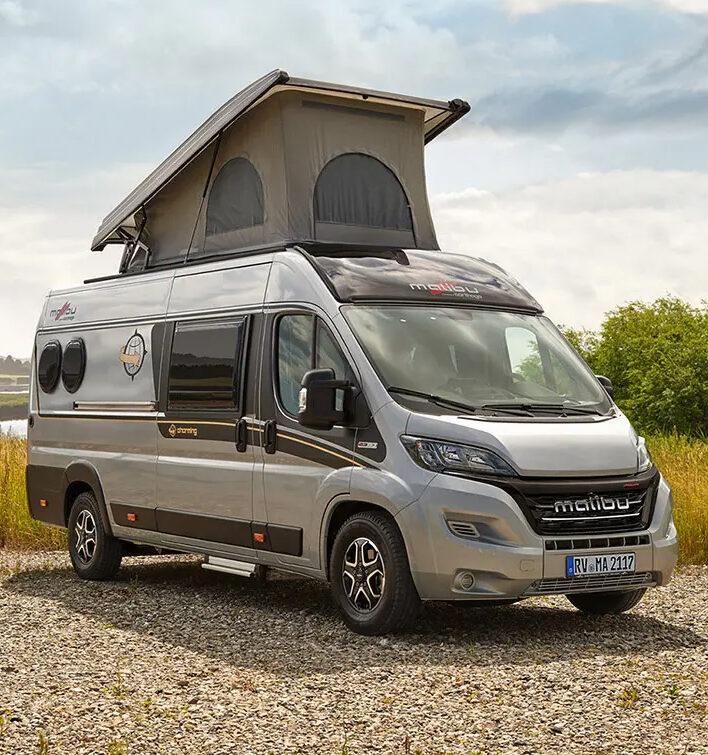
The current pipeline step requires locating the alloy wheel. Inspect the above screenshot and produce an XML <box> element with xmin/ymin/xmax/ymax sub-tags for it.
<box><xmin>342</xmin><ymin>537</ymin><xmax>385</xmax><ymax>612</ymax></box>
<box><xmin>74</xmin><ymin>509</ymin><xmax>97</xmax><ymax>565</ymax></box>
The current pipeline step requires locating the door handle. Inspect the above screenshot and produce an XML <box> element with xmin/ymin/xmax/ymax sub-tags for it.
<box><xmin>264</xmin><ymin>420</ymin><xmax>277</xmax><ymax>455</ymax></box>
<box><xmin>235</xmin><ymin>418</ymin><xmax>248</xmax><ymax>453</ymax></box>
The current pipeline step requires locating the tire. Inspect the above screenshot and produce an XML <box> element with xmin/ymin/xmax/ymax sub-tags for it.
<box><xmin>566</xmin><ymin>588</ymin><xmax>646</xmax><ymax>615</ymax></box>
<box><xmin>67</xmin><ymin>491</ymin><xmax>123</xmax><ymax>580</ymax></box>
<box><xmin>329</xmin><ymin>510</ymin><xmax>420</xmax><ymax>635</ymax></box>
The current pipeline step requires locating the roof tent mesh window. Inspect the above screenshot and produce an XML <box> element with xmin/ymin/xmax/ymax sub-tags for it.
<box><xmin>314</xmin><ymin>153</ymin><xmax>413</xmax><ymax>232</ymax></box>
<box><xmin>206</xmin><ymin>158</ymin><xmax>264</xmax><ymax>237</ymax></box>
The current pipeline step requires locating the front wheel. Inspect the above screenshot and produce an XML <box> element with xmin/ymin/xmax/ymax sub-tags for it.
<box><xmin>329</xmin><ymin>510</ymin><xmax>420</xmax><ymax>635</ymax></box>
<box><xmin>566</xmin><ymin>588</ymin><xmax>646</xmax><ymax>614</ymax></box>
<box><xmin>68</xmin><ymin>491</ymin><xmax>123</xmax><ymax>580</ymax></box>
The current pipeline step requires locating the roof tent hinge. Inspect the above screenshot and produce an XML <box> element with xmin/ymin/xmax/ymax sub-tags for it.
<box><xmin>118</xmin><ymin>206</ymin><xmax>150</xmax><ymax>274</ymax></box>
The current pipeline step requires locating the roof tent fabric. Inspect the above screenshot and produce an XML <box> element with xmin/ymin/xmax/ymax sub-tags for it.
<box><xmin>91</xmin><ymin>70</ymin><xmax>470</xmax><ymax>267</ymax></box>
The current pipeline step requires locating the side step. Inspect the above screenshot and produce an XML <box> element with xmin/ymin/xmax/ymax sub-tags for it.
<box><xmin>201</xmin><ymin>556</ymin><xmax>264</xmax><ymax>579</ymax></box>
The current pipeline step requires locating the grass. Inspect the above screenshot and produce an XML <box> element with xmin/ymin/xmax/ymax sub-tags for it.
<box><xmin>0</xmin><ymin>431</ymin><xmax>706</xmax><ymax>562</ymax></box>
<box><xmin>0</xmin><ymin>393</ymin><xmax>28</xmax><ymax>408</ymax></box>
<box><xmin>0</xmin><ymin>433</ymin><xmax>66</xmax><ymax>550</ymax></box>
<box><xmin>648</xmin><ymin>434</ymin><xmax>708</xmax><ymax>565</ymax></box>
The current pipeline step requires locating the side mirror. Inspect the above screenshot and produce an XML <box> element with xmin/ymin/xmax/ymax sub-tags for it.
<box><xmin>596</xmin><ymin>375</ymin><xmax>614</xmax><ymax>398</ymax></box>
<box><xmin>298</xmin><ymin>368</ymin><xmax>349</xmax><ymax>430</ymax></box>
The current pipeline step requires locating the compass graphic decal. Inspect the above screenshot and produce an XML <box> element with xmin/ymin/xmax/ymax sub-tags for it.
<box><xmin>119</xmin><ymin>330</ymin><xmax>147</xmax><ymax>380</ymax></box>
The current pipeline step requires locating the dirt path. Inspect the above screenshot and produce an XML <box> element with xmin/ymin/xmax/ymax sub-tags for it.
<box><xmin>1</xmin><ymin>551</ymin><xmax>706</xmax><ymax>754</ymax></box>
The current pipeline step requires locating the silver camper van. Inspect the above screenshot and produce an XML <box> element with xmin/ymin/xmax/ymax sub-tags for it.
<box><xmin>27</xmin><ymin>72</ymin><xmax>678</xmax><ymax>634</ymax></box>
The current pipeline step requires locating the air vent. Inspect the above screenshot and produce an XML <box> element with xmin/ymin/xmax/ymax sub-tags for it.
<box><xmin>447</xmin><ymin>520</ymin><xmax>480</xmax><ymax>539</ymax></box>
<box><xmin>525</xmin><ymin>572</ymin><xmax>654</xmax><ymax>596</ymax></box>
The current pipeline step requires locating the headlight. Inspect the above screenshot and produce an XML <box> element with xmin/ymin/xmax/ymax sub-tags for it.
<box><xmin>637</xmin><ymin>437</ymin><xmax>653</xmax><ymax>472</ymax></box>
<box><xmin>401</xmin><ymin>436</ymin><xmax>515</xmax><ymax>476</ymax></box>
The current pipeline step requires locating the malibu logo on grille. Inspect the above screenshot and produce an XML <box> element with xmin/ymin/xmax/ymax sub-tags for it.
<box><xmin>553</xmin><ymin>494</ymin><xmax>638</xmax><ymax>515</ymax></box>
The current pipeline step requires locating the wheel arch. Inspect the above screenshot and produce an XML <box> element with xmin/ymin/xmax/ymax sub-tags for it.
<box><xmin>63</xmin><ymin>461</ymin><xmax>113</xmax><ymax>536</ymax></box>
<box><xmin>321</xmin><ymin>498</ymin><xmax>403</xmax><ymax>580</ymax></box>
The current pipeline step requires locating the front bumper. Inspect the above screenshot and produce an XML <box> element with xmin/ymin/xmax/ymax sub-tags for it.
<box><xmin>395</xmin><ymin>472</ymin><xmax>678</xmax><ymax>601</ymax></box>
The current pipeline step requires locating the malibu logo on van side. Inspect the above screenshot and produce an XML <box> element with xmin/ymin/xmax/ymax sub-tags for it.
<box><xmin>409</xmin><ymin>280</ymin><xmax>483</xmax><ymax>299</ymax></box>
<box><xmin>49</xmin><ymin>301</ymin><xmax>76</xmax><ymax>322</ymax></box>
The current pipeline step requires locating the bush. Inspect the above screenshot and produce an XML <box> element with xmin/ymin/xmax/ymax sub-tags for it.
<box><xmin>564</xmin><ymin>297</ymin><xmax>708</xmax><ymax>437</ymax></box>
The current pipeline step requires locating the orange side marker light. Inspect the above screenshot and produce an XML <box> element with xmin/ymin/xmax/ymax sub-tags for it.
<box><xmin>39</xmin><ymin>499</ymin><xmax>48</xmax><ymax>508</ymax></box>
<box><xmin>253</xmin><ymin>532</ymin><xmax>265</xmax><ymax>544</ymax></box>
<box><xmin>127</xmin><ymin>513</ymin><xmax>137</xmax><ymax>522</ymax></box>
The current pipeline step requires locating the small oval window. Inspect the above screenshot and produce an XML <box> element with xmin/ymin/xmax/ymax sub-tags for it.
<box><xmin>62</xmin><ymin>339</ymin><xmax>86</xmax><ymax>394</ymax></box>
<box><xmin>38</xmin><ymin>341</ymin><xmax>62</xmax><ymax>393</ymax></box>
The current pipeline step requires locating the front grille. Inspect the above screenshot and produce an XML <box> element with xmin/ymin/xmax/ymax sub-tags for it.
<box><xmin>527</xmin><ymin>489</ymin><xmax>650</xmax><ymax>535</ymax></box>
<box><xmin>545</xmin><ymin>534</ymin><xmax>650</xmax><ymax>551</ymax></box>
<box><xmin>525</xmin><ymin>572</ymin><xmax>654</xmax><ymax>596</ymax></box>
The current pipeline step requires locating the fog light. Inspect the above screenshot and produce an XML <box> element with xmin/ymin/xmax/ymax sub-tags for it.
<box><xmin>456</xmin><ymin>571</ymin><xmax>475</xmax><ymax>590</ymax></box>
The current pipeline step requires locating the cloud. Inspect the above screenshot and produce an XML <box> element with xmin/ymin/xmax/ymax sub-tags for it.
<box><xmin>0</xmin><ymin>163</ymin><xmax>149</xmax><ymax>357</ymax></box>
<box><xmin>506</xmin><ymin>0</ymin><xmax>708</xmax><ymax>16</ymax></box>
<box><xmin>471</xmin><ymin>86</ymin><xmax>708</xmax><ymax>133</ymax></box>
<box><xmin>431</xmin><ymin>170</ymin><xmax>708</xmax><ymax>329</ymax></box>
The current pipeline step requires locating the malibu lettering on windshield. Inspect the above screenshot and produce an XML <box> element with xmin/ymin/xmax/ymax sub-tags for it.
<box><xmin>409</xmin><ymin>280</ymin><xmax>482</xmax><ymax>299</ymax></box>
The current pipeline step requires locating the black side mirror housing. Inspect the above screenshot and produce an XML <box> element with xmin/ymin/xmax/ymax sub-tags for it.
<box><xmin>298</xmin><ymin>368</ymin><xmax>349</xmax><ymax>430</ymax></box>
<box><xmin>596</xmin><ymin>375</ymin><xmax>614</xmax><ymax>398</ymax></box>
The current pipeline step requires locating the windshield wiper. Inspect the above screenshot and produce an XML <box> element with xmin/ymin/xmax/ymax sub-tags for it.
<box><xmin>387</xmin><ymin>386</ymin><xmax>478</xmax><ymax>414</ymax></box>
<box><xmin>481</xmin><ymin>402</ymin><xmax>604</xmax><ymax>416</ymax></box>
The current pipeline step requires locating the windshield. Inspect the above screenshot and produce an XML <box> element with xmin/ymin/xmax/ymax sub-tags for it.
<box><xmin>343</xmin><ymin>306</ymin><xmax>612</xmax><ymax>416</ymax></box>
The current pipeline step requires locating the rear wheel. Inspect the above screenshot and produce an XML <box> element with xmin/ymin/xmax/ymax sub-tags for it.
<box><xmin>566</xmin><ymin>588</ymin><xmax>646</xmax><ymax>614</ymax></box>
<box><xmin>68</xmin><ymin>491</ymin><xmax>122</xmax><ymax>580</ymax></box>
<box><xmin>330</xmin><ymin>510</ymin><xmax>420</xmax><ymax>635</ymax></box>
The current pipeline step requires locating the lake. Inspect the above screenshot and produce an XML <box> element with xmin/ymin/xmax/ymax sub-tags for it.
<box><xmin>0</xmin><ymin>419</ymin><xmax>27</xmax><ymax>437</ymax></box>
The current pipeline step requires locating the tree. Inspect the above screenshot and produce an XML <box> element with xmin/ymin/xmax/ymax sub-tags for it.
<box><xmin>564</xmin><ymin>297</ymin><xmax>708</xmax><ymax>437</ymax></box>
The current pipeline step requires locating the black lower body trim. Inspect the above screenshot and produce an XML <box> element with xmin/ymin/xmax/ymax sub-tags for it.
<box><xmin>267</xmin><ymin>523</ymin><xmax>303</xmax><ymax>557</ymax></box>
<box><xmin>108</xmin><ymin>503</ymin><xmax>304</xmax><ymax>557</ymax></box>
<box><xmin>26</xmin><ymin>464</ymin><xmax>66</xmax><ymax>527</ymax></box>
<box><xmin>156</xmin><ymin>508</ymin><xmax>253</xmax><ymax>547</ymax></box>
<box><xmin>110</xmin><ymin>502</ymin><xmax>158</xmax><ymax>531</ymax></box>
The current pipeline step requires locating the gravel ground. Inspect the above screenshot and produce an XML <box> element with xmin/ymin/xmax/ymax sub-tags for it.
<box><xmin>0</xmin><ymin>551</ymin><xmax>706</xmax><ymax>755</ymax></box>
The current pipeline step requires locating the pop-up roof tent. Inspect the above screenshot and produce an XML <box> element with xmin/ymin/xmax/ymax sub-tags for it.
<box><xmin>91</xmin><ymin>69</ymin><xmax>470</xmax><ymax>273</ymax></box>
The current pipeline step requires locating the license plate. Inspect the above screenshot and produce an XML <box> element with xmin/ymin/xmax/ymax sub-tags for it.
<box><xmin>566</xmin><ymin>552</ymin><xmax>635</xmax><ymax>577</ymax></box>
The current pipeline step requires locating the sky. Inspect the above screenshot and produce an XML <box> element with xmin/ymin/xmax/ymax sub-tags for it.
<box><xmin>2</xmin><ymin>0</ymin><xmax>708</xmax><ymax>357</ymax></box>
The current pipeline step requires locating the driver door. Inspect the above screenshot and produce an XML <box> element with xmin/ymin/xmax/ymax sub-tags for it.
<box><xmin>257</xmin><ymin>310</ymin><xmax>357</xmax><ymax>568</ymax></box>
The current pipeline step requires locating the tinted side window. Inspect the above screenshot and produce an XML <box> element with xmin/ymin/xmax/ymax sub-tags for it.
<box><xmin>169</xmin><ymin>318</ymin><xmax>246</xmax><ymax>409</ymax></box>
<box><xmin>277</xmin><ymin>315</ymin><xmax>351</xmax><ymax>416</ymax></box>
